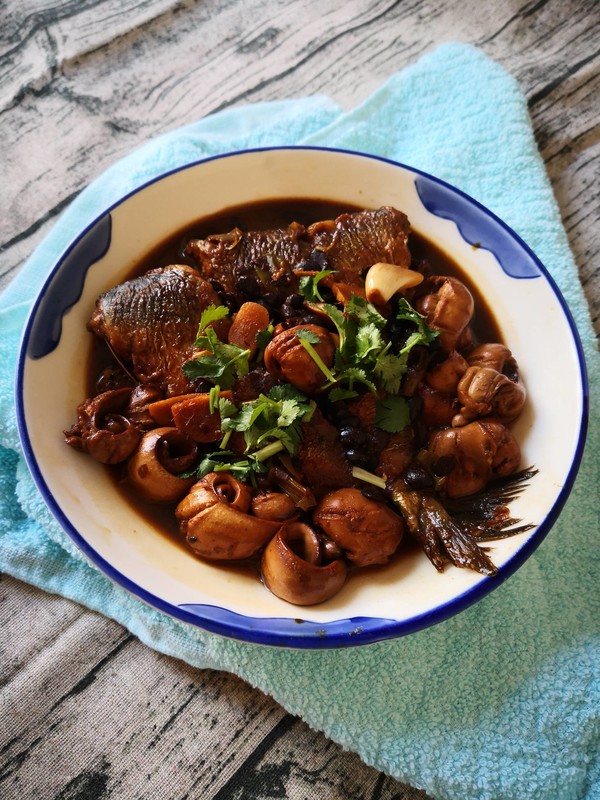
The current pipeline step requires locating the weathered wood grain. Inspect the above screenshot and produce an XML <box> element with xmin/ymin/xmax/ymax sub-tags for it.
<box><xmin>1</xmin><ymin>1</ymin><xmax>598</xmax><ymax>799</ymax></box>
<box><xmin>0</xmin><ymin>0</ymin><xmax>184</xmax><ymax>107</ymax></box>
<box><xmin>0</xmin><ymin>576</ymin><xmax>429</xmax><ymax>799</ymax></box>
<box><xmin>1</xmin><ymin>0</ymin><xmax>598</xmax><ymax>332</ymax></box>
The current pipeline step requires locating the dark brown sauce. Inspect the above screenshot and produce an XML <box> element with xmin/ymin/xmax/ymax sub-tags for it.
<box><xmin>136</xmin><ymin>197</ymin><xmax>501</xmax><ymax>343</ymax></box>
<box><xmin>92</xmin><ymin>198</ymin><xmax>503</xmax><ymax>579</ymax></box>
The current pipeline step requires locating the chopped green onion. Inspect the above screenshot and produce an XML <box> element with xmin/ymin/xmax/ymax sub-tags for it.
<box><xmin>219</xmin><ymin>429</ymin><xmax>232</xmax><ymax>450</ymax></box>
<box><xmin>253</xmin><ymin>440</ymin><xmax>286</xmax><ymax>462</ymax></box>
<box><xmin>296</xmin><ymin>334</ymin><xmax>336</xmax><ymax>382</ymax></box>
<box><xmin>209</xmin><ymin>385</ymin><xmax>220</xmax><ymax>415</ymax></box>
<box><xmin>351</xmin><ymin>466</ymin><xmax>387</xmax><ymax>490</ymax></box>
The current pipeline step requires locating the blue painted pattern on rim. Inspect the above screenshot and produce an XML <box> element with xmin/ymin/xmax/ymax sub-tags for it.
<box><xmin>15</xmin><ymin>146</ymin><xmax>589</xmax><ymax>648</ymax></box>
<box><xmin>27</xmin><ymin>213</ymin><xmax>112</xmax><ymax>358</ymax></box>
<box><xmin>415</xmin><ymin>176</ymin><xmax>542</xmax><ymax>279</ymax></box>
<box><xmin>179</xmin><ymin>604</ymin><xmax>397</xmax><ymax>643</ymax></box>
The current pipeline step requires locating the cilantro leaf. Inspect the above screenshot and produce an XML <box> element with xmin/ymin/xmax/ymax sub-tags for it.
<box><xmin>183</xmin><ymin>317</ymin><xmax>250</xmax><ymax>389</ymax></box>
<box><xmin>355</xmin><ymin>322</ymin><xmax>386</xmax><ymax>361</ymax></box>
<box><xmin>181</xmin><ymin>294</ymin><xmax>437</xmax><ymax>484</ymax></box>
<box><xmin>395</xmin><ymin>298</ymin><xmax>439</xmax><ymax>348</ymax></box>
<box><xmin>182</xmin><ymin>383</ymin><xmax>314</xmax><ymax>482</ymax></box>
<box><xmin>340</xmin><ymin>367</ymin><xmax>378</xmax><ymax>395</ymax></box>
<box><xmin>278</xmin><ymin>398</ymin><xmax>303</xmax><ymax>427</ymax></box>
<box><xmin>182</xmin><ymin>346</ymin><xmax>250</xmax><ymax>388</ymax></box>
<box><xmin>328</xmin><ymin>387</ymin><xmax>359</xmax><ymax>402</ymax></box>
<box><xmin>309</xmin><ymin>294</ymin><xmax>438</xmax><ymax>405</ymax></box>
<box><xmin>345</xmin><ymin>295</ymin><xmax>387</xmax><ymax>330</ymax></box>
<box><xmin>294</xmin><ymin>328</ymin><xmax>321</xmax><ymax>345</ymax></box>
<box><xmin>321</xmin><ymin>303</ymin><xmax>356</xmax><ymax>361</ymax></box>
<box><xmin>224</xmin><ymin>400</ymin><xmax>266</xmax><ymax>435</ymax></box>
<box><xmin>218</xmin><ymin>396</ymin><xmax>237</xmax><ymax>420</ymax></box>
<box><xmin>298</xmin><ymin>270</ymin><xmax>335</xmax><ymax>302</ymax></box>
<box><xmin>255</xmin><ymin>423</ymin><xmax>301</xmax><ymax>456</ymax></box>
<box><xmin>181</xmin><ymin>450</ymin><xmax>267</xmax><ymax>482</ymax></box>
<box><xmin>373</xmin><ymin>352</ymin><xmax>409</xmax><ymax>395</ymax></box>
<box><xmin>268</xmin><ymin>383</ymin><xmax>310</xmax><ymax>404</ymax></box>
<box><xmin>221</xmin><ymin>386</ymin><xmax>314</xmax><ymax>458</ymax></box>
<box><xmin>255</xmin><ymin>325</ymin><xmax>274</xmax><ymax>360</ymax></box>
<box><xmin>197</xmin><ymin>304</ymin><xmax>230</xmax><ymax>334</ymax></box>
<box><xmin>375</xmin><ymin>395</ymin><xmax>411</xmax><ymax>432</ymax></box>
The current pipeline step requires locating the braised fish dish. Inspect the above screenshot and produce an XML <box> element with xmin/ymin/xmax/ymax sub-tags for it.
<box><xmin>65</xmin><ymin>202</ymin><xmax>535</xmax><ymax>605</ymax></box>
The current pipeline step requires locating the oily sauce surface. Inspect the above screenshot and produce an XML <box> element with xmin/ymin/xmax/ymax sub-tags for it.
<box><xmin>93</xmin><ymin>198</ymin><xmax>503</xmax><ymax>570</ymax></box>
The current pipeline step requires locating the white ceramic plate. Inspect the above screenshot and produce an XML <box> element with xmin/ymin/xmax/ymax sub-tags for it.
<box><xmin>16</xmin><ymin>147</ymin><xmax>588</xmax><ymax>648</ymax></box>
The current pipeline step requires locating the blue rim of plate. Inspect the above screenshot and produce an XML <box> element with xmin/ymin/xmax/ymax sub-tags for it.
<box><xmin>15</xmin><ymin>146</ymin><xmax>590</xmax><ymax>649</ymax></box>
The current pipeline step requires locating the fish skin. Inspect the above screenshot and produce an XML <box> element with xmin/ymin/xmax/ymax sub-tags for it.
<box><xmin>88</xmin><ymin>208</ymin><xmax>411</xmax><ymax>397</ymax></box>
<box><xmin>185</xmin><ymin>222</ymin><xmax>310</xmax><ymax>301</ymax></box>
<box><xmin>185</xmin><ymin>207</ymin><xmax>411</xmax><ymax>298</ymax></box>
<box><xmin>88</xmin><ymin>265</ymin><xmax>223</xmax><ymax>396</ymax></box>
<box><xmin>307</xmin><ymin>206</ymin><xmax>411</xmax><ymax>280</ymax></box>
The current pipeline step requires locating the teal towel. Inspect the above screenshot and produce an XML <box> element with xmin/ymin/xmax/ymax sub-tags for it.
<box><xmin>1</xmin><ymin>43</ymin><xmax>598</xmax><ymax>800</ymax></box>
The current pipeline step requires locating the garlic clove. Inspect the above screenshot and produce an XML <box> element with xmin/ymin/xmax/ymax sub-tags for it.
<box><xmin>365</xmin><ymin>262</ymin><xmax>423</xmax><ymax>305</ymax></box>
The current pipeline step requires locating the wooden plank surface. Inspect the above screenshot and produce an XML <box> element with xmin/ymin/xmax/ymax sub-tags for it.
<box><xmin>2</xmin><ymin>0</ymin><xmax>599</xmax><ymax>333</ymax></box>
<box><xmin>1</xmin><ymin>574</ymin><xmax>427</xmax><ymax>799</ymax></box>
<box><xmin>1</xmin><ymin>1</ymin><xmax>598</xmax><ymax>798</ymax></box>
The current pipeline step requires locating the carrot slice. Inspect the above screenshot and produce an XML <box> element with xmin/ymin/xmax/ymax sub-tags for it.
<box><xmin>228</xmin><ymin>302</ymin><xmax>270</xmax><ymax>355</ymax></box>
<box><xmin>331</xmin><ymin>282</ymin><xmax>366</xmax><ymax>305</ymax></box>
<box><xmin>171</xmin><ymin>393</ymin><xmax>226</xmax><ymax>443</ymax></box>
<box><xmin>148</xmin><ymin>394</ymin><xmax>199</xmax><ymax>426</ymax></box>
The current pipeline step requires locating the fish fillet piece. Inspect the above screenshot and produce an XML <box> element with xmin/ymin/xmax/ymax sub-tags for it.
<box><xmin>88</xmin><ymin>265</ymin><xmax>222</xmax><ymax>396</ymax></box>
<box><xmin>307</xmin><ymin>206</ymin><xmax>411</xmax><ymax>278</ymax></box>
<box><xmin>185</xmin><ymin>206</ymin><xmax>410</xmax><ymax>298</ymax></box>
